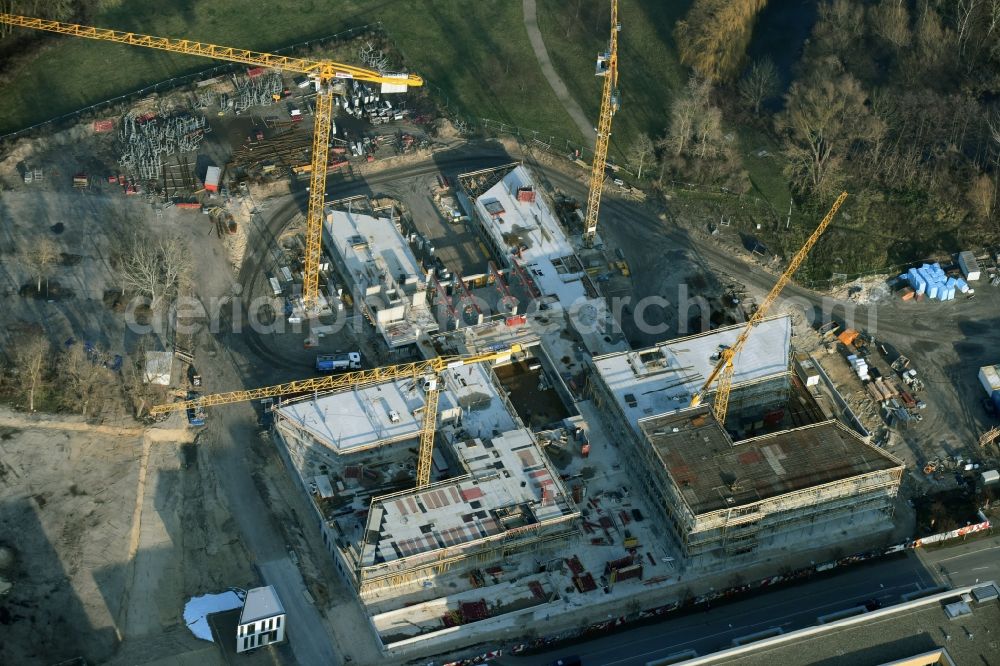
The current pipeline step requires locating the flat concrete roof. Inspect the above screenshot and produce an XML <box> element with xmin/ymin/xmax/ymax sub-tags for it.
<box><xmin>473</xmin><ymin>165</ymin><xmax>588</xmax><ymax>307</ymax></box>
<box><xmin>686</xmin><ymin>585</ymin><xmax>1000</xmax><ymax>666</ymax></box>
<box><xmin>276</xmin><ymin>362</ymin><xmax>518</xmax><ymax>454</ymax></box>
<box><xmin>324</xmin><ymin>208</ymin><xmax>425</xmax><ymax>291</ymax></box>
<box><xmin>468</xmin><ymin>164</ymin><xmax>627</xmax><ymax>355</ymax></box>
<box><xmin>593</xmin><ymin>315</ymin><xmax>793</xmax><ymax>432</ymax></box>
<box><xmin>641</xmin><ymin>410</ymin><xmax>902</xmax><ymax>516</ymax></box>
<box><xmin>364</xmin><ymin>429</ymin><xmax>576</xmax><ymax>567</ymax></box>
<box><xmin>277</xmin><ymin>377</ymin><xmax>425</xmax><ymax>452</ymax></box>
<box><xmin>239</xmin><ymin>586</ymin><xmax>284</xmax><ymax>625</ymax></box>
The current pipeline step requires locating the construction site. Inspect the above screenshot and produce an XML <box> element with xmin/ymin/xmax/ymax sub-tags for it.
<box><xmin>3</xmin><ymin>5</ymin><xmax>1000</xmax><ymax>666</ymax></box>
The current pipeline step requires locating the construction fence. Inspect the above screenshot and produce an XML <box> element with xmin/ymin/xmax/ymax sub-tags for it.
<box><xmin>0</xmin><ymin>22</ymin><xmax>385</xmax><ymax>144</ymax></box>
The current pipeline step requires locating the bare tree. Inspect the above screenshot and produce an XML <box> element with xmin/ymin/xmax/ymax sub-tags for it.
<box><xmin>23</xmin><ymin>237</ymin><xmax>60</xmax><ymax>295</ymax></box>
<box><xmin>13</xmin><ymin>338</ymin><xmax>50</xmax><ymax>412</ymax></box>
<box><xmin>664</xmin><ymin>76</ymin><xmax>715</xmax><ymax>158</ymax></box>
<box><xmin>626</xmin><ymin>133</ymin><xmax>656</xmax><ymax>179</ymax></box>
<box><xmin>59</xmin><ymin>345</ymin><xmax>113</xmax><ymax>417</ymax></box>
<box><xmin>871</xmin><ymin>0</ymin><xmax>911</xmax><ymax>49</ymax></box>
<box><xmin>664</xmin><ymin>96</ymin><xmax>698</xmax><ymax>158</ymax></box>
<box><xmin>655</xmin><ymin>135</ymin><xmax>675</xmax><ymax>184</ymax></box>
<box><xmin>738</xmin><ymin>58</ymin><xmax>779</xmax><ymax>116</ymax></box>
<box><xmin>776</xmin><ymin>71</ymin><xmax>885</xmax><ymax>192</ymax></box>
<box><xmin>967</xmin><ymin>173</ymin><xmax>996</xmax><ymax>221</ymax></box>
<box><xmin>693</xmin><ymin>105</ymin><xmax>724</xmax><ymax>160</ymax></box>
<box><xmin>117</xmin><ymin>233</ymin><xmax>192</xmax><ymax>311</ymax></box>
<box><xmin>955</xmin><ymin>0</ymin><xmax>981</xmax><ymax>59</ymax></box>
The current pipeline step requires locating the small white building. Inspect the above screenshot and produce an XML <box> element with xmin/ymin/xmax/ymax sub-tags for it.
<box><xmin>236</xmin><ymin>586</ymin><xmax>286</xmax><ymax>653</ymax></box>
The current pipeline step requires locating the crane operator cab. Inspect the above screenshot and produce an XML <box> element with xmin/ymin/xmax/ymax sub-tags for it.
<box><xmin>422</xmin><ymin>376</ymin><xmax>438</xmax><ymax>393</ymax></box>
<box><xmin>596</xmin><ymin>52</ymin><xmax>611</xmax><ymax>76</ymax></box>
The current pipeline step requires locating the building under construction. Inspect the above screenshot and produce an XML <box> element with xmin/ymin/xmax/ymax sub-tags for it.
<box><xmin>589</xmin><ymin>315</ymin><xmax>904</xmax><ymax>558</ymax></box>
<box><xmin>271</xmin><ymin>361</ymin><xmax>579</xmax><ymax>599</ymax></box>
<box><xmin>590</xmin><ymin>316</ymin><xmax>795</xmax><ymax>444</ymax></box>
<box><xmin>322</xmin><ymin>198</ymin><xmax>438</xmax><ymax>356</ymax></box>
<box><xmin>638</xmin><ymin>408</ymin><xmax>903</xmax><ymax>556</ymax></box>
<box><xmin>458</xmin><ymin>162</ymin><xmax>627</xmax><ymax>356</ymax></box>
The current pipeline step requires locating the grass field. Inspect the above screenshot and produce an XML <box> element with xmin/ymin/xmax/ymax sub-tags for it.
<box><xmin>534</xmin><ymin>0</ymin><xmax>692</xmax><ymax>162</ymax></box>
<box><xmin>0</xmin><ymin>1</ymin><xmax>580</xmax><ymax>142</ymax></box>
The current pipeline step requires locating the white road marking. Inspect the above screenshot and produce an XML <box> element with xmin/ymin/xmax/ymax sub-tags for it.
<box><xmin>933</xmin><ymin>542</ymin><xmax>1000</xmax><ymax>564</ymax></box>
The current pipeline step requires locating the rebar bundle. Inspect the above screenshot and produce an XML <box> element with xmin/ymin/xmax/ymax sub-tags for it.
<box><xmin>118</xmin><ymin>112</ymin><xmax>209</xmax><ymax>181</ymax></box>
<box><xmin>232</xmin><ymin>72</ymin><xmax>283</xmax><ymax>114</ymax></box>
<box><xmin>359</xmin><ymin>42</ymin><xmax>390</xmax><ymax>73</ymax></box>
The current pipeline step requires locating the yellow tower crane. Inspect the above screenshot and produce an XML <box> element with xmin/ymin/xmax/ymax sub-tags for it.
<box><xmin>0</xmin><ymin>13</ymin><xmax>423</xmax><ymax>309</ymax></box>
<box><xmin>582</xmin><ymin>0</ymin><xmax>620</xmax><ymax>247</ymax></box>
<box><xmin>150</xmin><ymin>345</ymin><xmax>521</xmax><ymax>487</ymax></box>
<box><xmin>690</xmin><ymin>192</ymin><xmax>849</xmax><ymax>424</ymax></box>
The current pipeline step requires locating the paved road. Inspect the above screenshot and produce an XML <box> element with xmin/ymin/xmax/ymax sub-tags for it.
<box><xmin>505</xmin><ymin>535</ymin><xmax>999</xmax><ymax>666</ymax></box>
<box><xmin>200</xmin><ymin>375</ymin><xmax>338</xmax><ymax>665</ymax></box>
<box><xmin>920</xmin><ymin>533</ymin><xmax>1000</xmax><ymax>587</ymax></box>
<box><xmin>522</xmin><ymin>0</ymin><xmax>597</xmax><ymax>147</ymax></box>
<box><xmin>502</xmin><ymin>553</ymin><xmax>932</xmax><ymax>665</ymax></box>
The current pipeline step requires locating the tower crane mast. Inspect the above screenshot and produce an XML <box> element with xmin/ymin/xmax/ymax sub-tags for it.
<box><xmin>690</xmin><ymin>192</ymin><xmax>849</xmax><ymax>424</ymax></box>
<box><xmin>0</xmin><ymin>13</ymin><xmax>422</xmax><ymax>308</ymax></box>
<box><xmin>582</xmin><ymin>0</ymin><xmax>620</xmax><ymax>246</ymax></box>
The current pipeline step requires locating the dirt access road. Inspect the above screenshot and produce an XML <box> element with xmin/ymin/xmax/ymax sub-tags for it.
<box><xmin>234</xmin><ymin>139</ymin><xmax>999</xmax><ymax>489</ymax></box>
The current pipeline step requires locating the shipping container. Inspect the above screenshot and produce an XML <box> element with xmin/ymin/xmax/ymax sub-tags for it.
<box><xmin>958</xmin><ymin>251</ymin><xmax>981</xmax><ymax>281</ymax></box>
<box><xmin>979</xmin><ymin>365</ymin><xmax>1000</xmax><ymax>396</ymax></box>
<box><xmin>982</xmin><ymin>470</ymin><xmax>1000</xmax><ymax>485</ymax></box>
<box><xmin>205</xmin><ymin>166</ymin><xmax>221</xmax><ymax>192</ymax></box>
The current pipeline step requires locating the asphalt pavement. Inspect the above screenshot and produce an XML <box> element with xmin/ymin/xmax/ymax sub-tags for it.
<box><xmin>200</xmin><ymin>363</ymin><xmax>338</xmax><ymax>665</ymax></box>
<box><xmin>504</xmin><ymin>534</ymin><xmax>999</xmax><ymax>666</ymax></box>
<box><xmin>214</xmin><ymin>146</ymin><xmax>999</xmax><ymax>665</ymax></box>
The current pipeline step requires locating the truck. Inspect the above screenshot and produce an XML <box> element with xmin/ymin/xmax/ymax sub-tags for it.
<box><xmin>185</xmin><ymin>391</ymin><xmax>206</xmax><ymax>426</ymax></box>
<box><xmin>268</xmin><ymin>276</ymin><xmax>282</xmax><ymax>296</ymax></box>
<box><xmin>316</xmin><ymin>352</ymin><xmax>362</xmax><ymax>373</ymax></box>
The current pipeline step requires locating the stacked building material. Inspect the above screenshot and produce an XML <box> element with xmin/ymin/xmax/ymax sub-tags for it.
<box><xmin>902</xmin><ymin>263</ymin><xmax>957</xmax><ymax>301</ymax></box>
<box><xmin>118</xmin><ymin>111</ymin><xmax>208</xmax><ymax>181</ymax></box>
<box><xmin>231</xmin><ymin>71</ymin><xmax>282</xmax><ymax>114</ymax></box>
<box><xmin>847</xmin><ymin>354</ymin><xmax>869</xmax><ymax>380</ymax></box>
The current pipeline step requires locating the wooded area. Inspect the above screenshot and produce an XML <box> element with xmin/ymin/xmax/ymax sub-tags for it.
<box><xmin>666</xmin><ymin>0</ymin><xmax>1000</xmax><ymax>277</ymax></box>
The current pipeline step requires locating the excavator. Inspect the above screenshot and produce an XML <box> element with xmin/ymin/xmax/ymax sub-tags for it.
<box><xmin>690</xmin><ymin>192</ymin><xmax>849</xmax><ymax>424</ymax></box>
<box><xmin>0</xmin><ymin>13</ymin><xmax>423</xmax><ymax>310</ymax></box>
<box><xmin>150</xmin><ymin>345</ymin><xmax>522</xmax><ymax>488</ymax></box>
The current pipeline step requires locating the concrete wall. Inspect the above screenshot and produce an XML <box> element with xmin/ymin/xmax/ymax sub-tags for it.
<box><xmin>812</xmin><ymin>356</ymin><xmax>871</xmax><ymax>438</ymax></box>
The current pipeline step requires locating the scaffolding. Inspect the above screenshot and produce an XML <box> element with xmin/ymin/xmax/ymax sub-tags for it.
<box><xmin>654</xmin><ymin>420</ymin><xmax>905</xmax><ymax>556</ymax></box>
<box><xmin>353</xmin><ymin>503</ymin><xmax>579</xmax><ymax>599</ymax></box>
